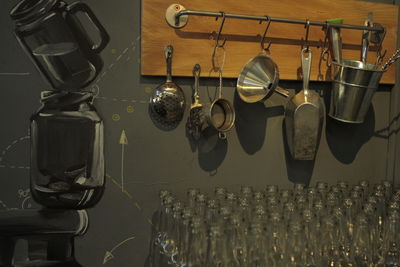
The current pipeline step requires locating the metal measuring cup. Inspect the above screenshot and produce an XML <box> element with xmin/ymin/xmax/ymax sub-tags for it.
<box><xmin>204</xmin><ymin>70</ymin><xmax>235</xmax><ymax>139</ymax></box>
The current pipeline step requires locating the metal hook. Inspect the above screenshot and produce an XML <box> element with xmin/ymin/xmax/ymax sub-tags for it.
<box><xmin>374</xmin><ymin>27</ymin><xmax>387</xmax><ymax>65</ymax></box>
<box><xmin>260</xmin><ymin>16</ymin><xmax>272</xmax><ymax>51</ymax></box>
<box><xmin>215</xmin><ymin>12</ymin><xmax>227</xmax><ymax>48</ymax></box>
<box><xmin>304</xmin><ymin>19</ymin><xmax>310</xmax><ymax>51</ymax></box>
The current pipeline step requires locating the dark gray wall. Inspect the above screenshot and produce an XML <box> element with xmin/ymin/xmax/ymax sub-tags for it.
<box><xmin>0</xmin><ymin>0</ymin><xmax>398</xmax><ymax>266</ymax></box>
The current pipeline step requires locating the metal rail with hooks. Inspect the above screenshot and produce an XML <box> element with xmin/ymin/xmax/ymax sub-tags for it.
<box><xmin>165</xmin><ymin>4</ymin><xmax>385</xmax><ymax>33</ymax></box>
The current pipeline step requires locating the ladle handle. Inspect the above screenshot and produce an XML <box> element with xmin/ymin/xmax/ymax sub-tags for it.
<box><xmin>165</xmin><ymin>45</ymin><xmax>173</xmax><ymax>82</ymax></box>
<box><xmin>193</xmin><ymin>64</ymin><xmax>201</xmax><ymax>102</ymax></box>
<box><xmin>301</xmin><ymin>48</ymin><xmax>312</xmax><ymax>95</ymax></box>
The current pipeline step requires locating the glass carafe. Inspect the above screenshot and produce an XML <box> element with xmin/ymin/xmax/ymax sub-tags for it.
<box><xmin>10</xmin><ymin>0</ymin><xmax>109</xmax><ymax>91</ymax></box>
<box><xmin>30</xmin><ymin>91</ymin><xmax>104</xmax><ymax>208</ymax></box>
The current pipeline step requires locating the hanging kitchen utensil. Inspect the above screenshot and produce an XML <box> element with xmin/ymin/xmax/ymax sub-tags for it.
<box><xmin>237</xmin><ymin>17</ymin><xmax>289</xmax><ymax>103</ymax></box>
<box><xmin>205</xmin><ymin>69</ymin><xmax>235</xmax><ymax>140</ymax></box>
<box><xmin>328</xmin><ymin>47</ymin><xmax>399</xmax><ymax>124</ymax></box>
<box><xmin>285</xmin><ymin>23</ymin><xmax>325</xmax><ymax>160</ymax></box>
<box><xmin>327</xmin><ymin>18</ymin><xmax>343</xmax><ymax>64</ymax></box>
<box><xmin>360</xmin><ymin>13</ymin><xmax>373</xmax><ymax>63</ymax></box>
<box><xmin>369</xmin><ymin>22</ymin><xmax>386</xmax><ymax>65</ymax></box>
<box><xmin>150</xmin><ymin>45</ymin><xmax>185</xmax><ymax>127</ymax></box>
<box><xmin>186</xmin><ymin>64</ymin><xmax>205</xmax><ymax>140</ymax></box>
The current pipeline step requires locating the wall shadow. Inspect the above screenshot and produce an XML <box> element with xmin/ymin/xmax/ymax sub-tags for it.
<box><xmin>197</xmin><ymin>126</ymin><xmax>228</xmax><ymax>174</ymax></box>
<box><xmin>282</xmin><ymin>120</ymin><xmax>315</xmax><ymax>186</ymax></box>
<box><xmin>234</xmin><ymin>91</ymin><xmax>285</xmax><ymax>155</ymax></box>
<box><xmin>325</xmin><ymin>105</ymin><xmax>375</xmax><ymax>164</ymax></box>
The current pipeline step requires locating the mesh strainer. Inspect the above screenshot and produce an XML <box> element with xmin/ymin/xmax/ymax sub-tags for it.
<box><xmin>150</xmin><ymin>45</ymin><xmax>185</xmax><ymax>127</ymax></box>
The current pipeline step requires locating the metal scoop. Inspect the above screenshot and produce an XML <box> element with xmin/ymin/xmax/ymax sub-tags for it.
<box><xmin>150</xmin><ymin>45</ymin><xmax>185</xmax><ymax>127</ymax></box>
<box><xmin>285</xmin><ymin>48</ymin><xmax>325</xmax><ymax>160</ymax></box>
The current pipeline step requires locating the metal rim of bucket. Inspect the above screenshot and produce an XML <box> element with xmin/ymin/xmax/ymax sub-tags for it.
<box><xmin>333</xmin><ymin>80</ymin><xmax>379</xmax><ymax>89</ymax></box>
<box><xmin>332</xmin><ymin>60</ymin><xmax>386</xmax><ymax>73</ymax></box>
<box><xmin>328</xmin><ymin>113</ymin><xmax>364</xmax><ymax>124</ymax></box>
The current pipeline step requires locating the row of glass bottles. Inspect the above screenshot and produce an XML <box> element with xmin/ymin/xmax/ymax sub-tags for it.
<box><xmin>149</xmin><ymin>180</ymin><xmax>400</xmax><ymax>267</ymax></box>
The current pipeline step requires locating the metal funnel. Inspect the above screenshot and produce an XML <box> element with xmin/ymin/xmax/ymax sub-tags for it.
<box><xmin>237</xmin><ymin>54</ymin><xmax>280</xmax><ymax>103</ymax></box>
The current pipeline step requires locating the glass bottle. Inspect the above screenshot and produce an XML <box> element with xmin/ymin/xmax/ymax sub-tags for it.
<box><xmin>381</xmin><ymin>211</ymin><xmax>400</xmax><ymax>267</ymax></box>
<box><xmin>352</xmin><ymin>213</ymin><xmax>373</xmax><ymax>266</ymax></box>
<box><xmin>266</xmin><ymin>211</ymin><xmax>285</xmax><ymax>266</ymax></box>
<box><xmin>285</xmin><ymin>220</ymin><xmax>306</xmax><ymax>267</ymax></box>
<box><xmin>215</xmin><ymin>186</ymin><xmax>227</xmax><ymax>205</ymax></box>
<box><xmin>30</xmin><ymin>91</ymin><xmax>104</xmax><ymax>209</ymax></box>
<box><xmin>320</xmin><ymin>216</ymin><xmax>340</xmax><ymax>266</ymax></box>
<box><xmin>186</xmin><ymin>188</ymin><xmax>200</xmax><ymax>209</ymax></box>
<box><xmin>302</xmin><ymin>208</ymin><xmax>318</xmax><ymax>267</ymax></box>
<box><xmin>195</xmin><ymin>193</ymin><xmax>207</xmax><ymax>218</ymax></box>
<box><xmin>149</xmin><ymin>190</ymin><xmax>171</xmax><ymax>267</ymax></box>
<box><xmin>226</xmin><ymin>212</ymin><xmax>247</xmax><ymax>267</ymax></box>
<box><xmin>205</xmin><ymin>199</ymin><xmax>219</xmax><ymax>225</ymax></box>
<box><xmin>187</xmin><ymin>216</ymin><xmax>208</xmax><ymax>267</ymax></box>
<box><xmin>207</xmin><ymin>224</ymin><xmax>230</xmax><ymax>266</ymax></box>
<box><xmin>247</xmin><ymin>222</ymin><xmax>268</xmax><ymax>267</ymax></box>
<box><xmin>176</xmin><ymin>207</ymin><xmax>194</xmax><ymax>267</ymax></box>
<box><xmin>164</xmin><ymin>201</ymin><xmax>182</xmax><ymax>263</ymax></box>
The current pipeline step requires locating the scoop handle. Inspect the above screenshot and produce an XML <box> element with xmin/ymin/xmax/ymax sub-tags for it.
<box><xmin>329</xmin><ymin>27</ymin><xmax>342</xmax><ymax>64</ymax></box>
<box><xmin>165</xmin><ymin>45</ymin><xmax>173</xmax><ymax>82</ymax></box>
<box><xmin>302</xmin><ymin>48</ymin><xmax>312</xmax><ymax>95</ymax></box>
<box><xmin>361</xmin><ymin>13</ymin><xmax>373</xmax><ymax>63</ymax></box>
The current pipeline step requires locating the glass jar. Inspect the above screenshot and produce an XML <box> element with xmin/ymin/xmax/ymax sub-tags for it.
<box><xmin>30</xmin><ymin>91</ymin><xmax>104</xmax><ymax>208</ymax></box>
<box><xmin>10</xmin><ymin>0</ymin><xmax>109</xmax><ymax>91</ymax></box>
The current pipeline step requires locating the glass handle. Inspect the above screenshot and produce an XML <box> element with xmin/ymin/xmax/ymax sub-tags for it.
<box><xmin>66</xmin><ymin>2</ymin><xmax>110</xmax><ymax>53</ymax></box>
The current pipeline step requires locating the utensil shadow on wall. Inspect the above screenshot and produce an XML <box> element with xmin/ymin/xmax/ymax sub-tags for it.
<box><xmin>234</xmin><ymin>91</ymin><xmax>285</xmax><ymax>155</ymax></box>
<box><xmin>281</xmin><ymin>121</ymin><xmax>315</xmax><ymax>186</ymax></box>
<box><xmin>325</xmin><ymin>106</ymin><xmax>375</xmax><ymax>164</ymax></box>
<box><xmin>196</xmin><ymin>126</ymin><xmax>228</xmax><ymax>174</ymax></box>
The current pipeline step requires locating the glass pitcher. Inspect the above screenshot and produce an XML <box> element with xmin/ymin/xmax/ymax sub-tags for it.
<box><xmin>30</xmin><ymin>91</ymin><xmax>104</xmax><ymax>209</ymax></box>
<box><xmin>10</xmin><ymin>0</ymin><xmax>109</xmax><ymax>91</ymax></box>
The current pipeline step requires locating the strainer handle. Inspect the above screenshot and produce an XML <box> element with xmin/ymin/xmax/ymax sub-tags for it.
<box><xmin>165</xmin><ymin>45</ymin><xmax>173</xmax><ymax>82</ymax></box>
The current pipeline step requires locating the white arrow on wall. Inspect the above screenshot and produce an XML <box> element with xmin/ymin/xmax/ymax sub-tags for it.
<box><xmin>103</xmin><ymin>236</ymin><xmax>136</xmax><ymax>264</ymax></box>
<box><xmin>119</xmin><ymin>130</ymin><xmax>128</xmax><ymax>192</ymax></box>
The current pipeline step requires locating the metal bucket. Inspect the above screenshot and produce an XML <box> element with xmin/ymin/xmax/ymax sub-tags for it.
<box><xmin>329</xmin><ymin>60</ymin><xmax>385</xmax><ymax>123</ymax></box>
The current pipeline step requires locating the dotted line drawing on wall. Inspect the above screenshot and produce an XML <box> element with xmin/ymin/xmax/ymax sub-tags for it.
<box><xmin>0</xmin><ymin>135</ymin><xmax>30</xmax><ymax>164</ymax></box>
<box><xmin>91</xmin><ymin>35</ymin><xmax>141</xmax><ymax>101</ymax></box>
<box><xmin>105</xmin><ymin>173</ymin><xmax>153</xmax><ymax>226</ymax></box>
<box><xmin>95</xmin><ymin>96</ymin><xmax>149</xmax><ymax>104</ymax></box>
<box><xmin>0</xmin><ymin>72</ymin><xmax>31</xmax><ymax>76</ymax></box>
